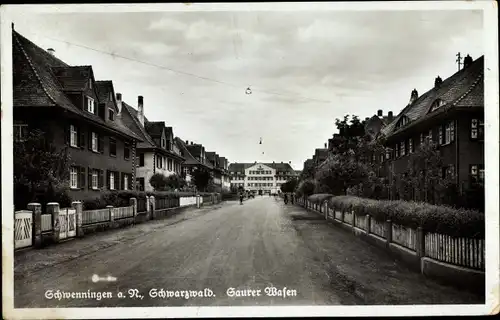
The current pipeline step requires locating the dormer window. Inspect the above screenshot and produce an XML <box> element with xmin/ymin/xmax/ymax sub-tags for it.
<box><xmin>161</xmin><ymin>138</ymin><xmax>166</xmax><ymax>149</ymax></box>
<box><xmin>396</xmin><ymin>115</ymin><xmax>410</xmax><ymax>130</ymax></box>
<box><xmin>108</xmin><ymin>109</ymin><xmax>115</xmax><ymax>121</ymax></box>
<box><xmin>86</xmin><ymin>96</ymin><xmax>95</xmax><ymax>114</ymax></box>
<box><xmin>430</xmin><ymin>99</ymin><xmax>446</xmax><ymax>112</ymax></box>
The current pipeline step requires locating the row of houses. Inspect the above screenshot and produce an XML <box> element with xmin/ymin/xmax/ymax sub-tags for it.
<box><xmin>12</xmin><ymin>27</ymin><xmax>231</xmax><ymax>201</ymax></box>
<box><xmin>303</xmin><ymin>53</ymin><xmax>484</xmax><ymax>198</ymax></box>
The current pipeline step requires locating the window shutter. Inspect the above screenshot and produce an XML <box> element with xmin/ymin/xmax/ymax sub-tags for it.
<box><xmin>79</xmin><ymin>167</ymin><xmax>86</xmax><ymax>189</ymax></box>
<box><xmin>64</xmin><ymin>125</ymin><xmax>70</xmax><ymax>145</ymax></box>
<box><xmin>439</xmin><ymin>126</ymin><xmax>443</xmax><ymax>144</ymax></box>
<box><xmin>99</xmin><ymin>169</ymin><xmax>104</xmax><ymax>188</ymax></box>
<box><xmin>106</xmin><ymin>170</ymin><xmax>111</xmax><ymax>190</ymax></box>
<box><xmin>88</xmin><ymin>131</ymin><xmax>92</xmax><ymax>150</ymax></box>
<box><xmin>128</xmin><ymin>174</ymin><xmax>133</xmax><ymax>190</ymax></box>
<box><xmin>98</xmin><ymin>134</ymin><xmax>104</xmax><ymax>153</ymax></box>
<box><xmin>88</xmin><ymin>167</ymin><xmax>92</xmax><ymax>189</ymax></box>
<box><xmin>114</xmin><ymin>172</ymin><xmax>119</xmax><ymax>190</ymax></box>
<box><xmin>79</xmin><ymin>128</ymin><xmax>86</xmax><ymax>149</ymax></box>
<box><xmin>121</xmin><ymin>172</ymin><xmax>125</xmax><ymax>190</ymax></box>
<box><xmin>451</xmin><ymin>121</ymin><xmax>455</xmax><ymax>141</ymax></box>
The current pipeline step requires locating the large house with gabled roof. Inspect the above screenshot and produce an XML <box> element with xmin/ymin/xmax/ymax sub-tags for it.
<box><xmin>375</xmin><ymin>54</ymin><xmax>484</xmax><ymax>198</ymax></box>
<box><xmin>119</xmin><ymin>96</ymin><xmax>185</xmax><ymax>191</ymax></box>
<box><xmin>228</xmin><ymin>161</ymin><xmax>298</xmax><ymax>195</ymax></box>
<box><xmin>12</xmin><ymin>27</ymin><xmax>143</xmax><ymax>201</ymax></box>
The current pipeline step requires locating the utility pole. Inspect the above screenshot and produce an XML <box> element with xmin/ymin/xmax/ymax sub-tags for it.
<box><xmin>456</xmin><ymin>52</ymin><xmax>462</xmax><ymax>71</ymax></box>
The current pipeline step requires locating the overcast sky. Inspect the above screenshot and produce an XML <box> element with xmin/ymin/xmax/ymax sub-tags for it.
<box><xmin>9</xmin><ymin>8</ymin><xmax>483</xmax><ymax>170</ymax></box>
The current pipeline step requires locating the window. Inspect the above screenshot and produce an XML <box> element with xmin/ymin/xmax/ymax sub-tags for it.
<box><xmin>139</xmin><ymin>153</ymin><xmax>145</xmax><ymax>167</ymax></box>
<box><xmin>109</xmin><ymin>137</ymin><xmax>117</xmax><ymax>156</ymax></box>
<box><xmin>70</xmin><ymin>167</ymin><xmax>78</xmax><ymax>188</ymax></box>
<box><xmin>409</xmin><ymin>138</ymin><xmax>414</xmax><ymax>154</ymax></box>
<box><xmin>439</xmin><ymin>126</ymin><xmax>443</xmax><ymax>144</ymax></box>
<box><xmin>86</xmin><ymin>96</ymin><xmax>95</xmax><ymax>114</ymax></box>
<box><xmin>91</xmin><ymin>169</ymin><xmax>98</xmax><ymax>189</ymax></box>
<box><xmin>124</xmin><ymin>175</ymin><xmax>129</xmax><ymax>191</ymax></box>
<box><xmin>443</xmin><ymin>121</ymin><xmax>454</xmax><ymax>144</ymax></box>
<box><xmin>428</xmin><ymin>129</ymin><xmax>433</xmax><ymax>142</ymax></box>
<box><xmin>470</xmin><ymin>164</ymin><xmax>484</xmax><ymax>184</ymax></box>
<box><xmin>380</xmin><ymin>154</ymin><xmax>385</xmax><ymax>162</ymax></box>
<box><xmin>109</xmin><ymin>172</ymin><xmax>115</xmax><ymax>190</ymax></box>
<box><xmin>420</xmin><ymin>133</ymin><xmax>424</xmax><ymax>145</ymax></box>
<box><xmin>395</xmin><ymin>144</ymin><xmax>400</xmax><ymax>158</ymax></box>
<box><xmin>91</xmin><ymin>132</ymin><xmax>98</xmax><ymax>152</ymax></box>
<box><xmin>70</xmin><ymin>125</ymin><xmax>78</xmax><ymax>147</ymax></box>
<box><xmin>168</xmin><ymin>159</ymin><xmax>173</xmax><ymax>171</ymax></box>
<box><xmin>386</xmin><ymin>148</ymin><xmax>391</xmax><ymax>160</ymax></box>
<box><xmin>13</xmin><ymin>124</ymin><xmax>28</xmax><ymax>142</ymax></box>
<box><xmin>109</xmin><ymin>109</ymin><xmax>115</xmax><ymax>121</ymax></box>
<box><xmin>430</xmin><ymin>99</ymin><xmax>446</xmax><ymax>112</ymax></box>
<box><xmin>157</xmin><ymin>155</ymin><xmax>162</xmax><ymax>169</ymax></box>
<box><xmin>471</xmin><ymin>118</ymin><xmax>484</xmax><ymax>140</ymax></box>
<box><xmin>124</xmin><ymin>143</ymin><xmax>130</xmax><ymax>160</ymax></box>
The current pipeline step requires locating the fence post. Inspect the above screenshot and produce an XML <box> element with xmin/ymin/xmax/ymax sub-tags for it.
<box><xmin>27</xmin><ymin>203</ymin><xmax>42</xmax><ymax>248</ymax></box>
<box><xmin>416</xmin><ymin>227</ymin><xmax>425</xmax><ymax>260</ymax></box>
<box><xmin>352</xmin><ymin>208</ymin><xmax>356</xmax><ymax>230</ymax></box>
<box><xmin>107</xmin><ymin>205</ymin><xmax>114</xmax><ymax>223</ymax></box>
<box><xmin>149</xmin><ymin>196</ymin><xmax>156</xmax><ymax>219</ymax></box>
<box><xmin>47</xmin><ymin>202</ymin><xmax>60</xmax><ymax>244</ymax></box>
<box><xmin>366</xmin><ymin>214</ymin><xmax>371</xmax><ymax>234</ymax></box>
<box><xmin>130</xmin><ymin>198</ymin><xmax>137</xmax><ymax>218</ymax></box>
<box><xmin>324</xmin><ymin>202</ymin><xmax>328</xmax><ymax>220</ymax></box>
<box><xmin>146</xmin><ymin>196</ymin><xmax>151</xmax><ymax>218</ymax></box>
<box><xmin>196</xmin><ymin>195</ymin><xmax>201</xmax><ymax>208</ymax></box>
<box><xmin>385</xmin><ymin>219</ymin><xmax>393</xmax><ymax>248</ymax></box>
<box><xmin>341</xmin><ymin>208</ymin><xmax>345</xmax><ymax>223</ymax></box>
<box><xmin>72</xmin><ymin>201</ymin><xmax>84</xmax><ymax>238</ymax></box>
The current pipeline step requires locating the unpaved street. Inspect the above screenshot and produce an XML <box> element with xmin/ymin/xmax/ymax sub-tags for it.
<box><xmin>14</xmin><ymin>197</ymin><xmax>483</xmax><ymax>307</ymax></box>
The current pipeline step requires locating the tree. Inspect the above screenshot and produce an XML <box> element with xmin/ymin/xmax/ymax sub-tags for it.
<box><xmin>191</xmin><ymin>168</ymin><xmax>212</xmax><ymax>192</ymax></box>
<box><xmin>14</xmin><ymin>129</ymin><xmax>71</xmax><ymax>209</ymax></box>
<box><xmin>164</xmin><ymin>174</ymin><xmax>186</xmax><ymax>190</ymax></box>
<box><xmin>315</xmin><ymin>154</ymin><xmax>371</xmax><ymax>195</ymax></box>
<box><xmin>296</xmin><ymin>179</ymin><xmax>316</xmax><ymax>198</ymax></box>
<box><xmin>149</xmin><ymin>173</ymin><xmax>168</xmax><ymax>191</ymax></box>
<box><xmin>280</xmin><ymin>178</ymin><xmax>299</xmax><ymax>193</ymax></box>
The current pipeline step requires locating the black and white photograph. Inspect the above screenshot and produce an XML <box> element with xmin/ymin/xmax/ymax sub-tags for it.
<box><xmin>1</xmin><ymin>1</ymin><xmax>498</xmax><ymax>318</ymax></box>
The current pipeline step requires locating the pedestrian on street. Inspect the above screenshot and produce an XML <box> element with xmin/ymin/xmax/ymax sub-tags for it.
<box><xmin>284</xmin><ymin>193</ymin><xmax>288</xmax><ymax>204</ymax></box>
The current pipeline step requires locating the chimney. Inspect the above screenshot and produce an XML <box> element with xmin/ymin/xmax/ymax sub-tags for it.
<box><xmin>377</xmin><ymin>109</ymin><xmax>383</xmax><ymax>117</ymax></box>
<box><xmin>185</xmin><ymin>140</ymin><xmax>189</xmax><ymax>145</ymax></box>
<box><xmin>137</xmin><ymin>96</ymin><xmax>144</xmax><ymax>126</ymax></box>
<box><xmin>409</xmin><ymin>88</ymin><xmax>418</xmax><ymax>105</ymax></box>
<box><xmin>463</xmin><ymin>54</ymin><xmax>473</xmax><ymax>68</ymax></box>
<box><xmin>191</xmin><ymin>142</ymin><xmax>193</xmax><ymax>145</ymax></box>
<box><xmin>434</xmin><ymin>76</ymin><xmax>443</xmax><ymax>88</ymax></box>
<box><xmin>324</xmin><ymin>143</ymin><xmax>327</xmax><ymax>148</ymax></box>
<box><xmin>116</xmin><ymin>93</ymin><xmax>123</xmax><ymax>114</ymax></box>
<box><xmin>47</xmin><ymin>48</ymin><xmax>55</xmax><ymax>56</ymax></box>
<box><xmin>365</xmin><ymin>117</ymin><xmax>369</xmax><ymax>121</ymax></box>
<box><xmin>388</xmin><ymin>111</ymin><xmax>394</xmax><ymax>121</ymax></box>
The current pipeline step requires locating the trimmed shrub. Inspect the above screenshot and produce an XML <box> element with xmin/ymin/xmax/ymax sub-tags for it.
<box><xmin>322</xmin><ymin>194</ymin><xmax>484</xmax><ymax>238</ymax></box>
<box><xmin>308</xmin><ymin>194</ymin><xmax>334</xmax><ymax>204</ymax></box>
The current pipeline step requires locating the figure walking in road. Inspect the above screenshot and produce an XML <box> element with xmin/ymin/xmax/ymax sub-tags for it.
<box><xmin>284</xmin><ymin>193</ymin><xmax>288</xmax><ymax>204</ymax></box>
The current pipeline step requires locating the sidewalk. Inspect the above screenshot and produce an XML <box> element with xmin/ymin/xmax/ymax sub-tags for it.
<box><xmin>14</xmin><ymin>203</ymin><xmax>223</xmax><ymax>277</ymax></box>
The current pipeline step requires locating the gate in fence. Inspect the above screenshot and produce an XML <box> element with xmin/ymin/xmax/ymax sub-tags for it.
<box><xmin>15</xmin><ymin>210</ymin><xmax>33</xmax><ymax>249</ymax></box>
<box><xmin>59</xmin><ymin>208</ymin><xmax>77</xmax><ymax>240</ymax></box>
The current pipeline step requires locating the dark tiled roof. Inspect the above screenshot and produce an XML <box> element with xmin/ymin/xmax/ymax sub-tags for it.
<box><xmin>315</xmin><ymin>148</ymin><xmax>328</xmax><ymax>160</ymax></box>
<box><xmin>12</xmin><ymin>30</ymin><xmax>142</xmax><ymax>141</ymax></box>
<box><xmin>145</xmin><ymin>121</ymin><xmax>165</xmax><ymax>138</ymax></box>
<box><xmin>175</xmin><ymin>138</ymin><xmax>208</xmax><ymax>167</ymax></box>
<box><xmin>52</xmin><ymin>66</ymin><xmax>91</xmax><ymax>91</ymax></box>
<box><xmin>228</xmin><ymin>162</ymin><xmax>297</xmax><ymax>174</ymax></box>
<box><xmin>381</xmin><ymin>56</ymin><xmax>484</xmax><ymax>137</ymax></box>
<box><xmin>95</xmin><ymin>80</ymin><xmax>114</xmax><ymax>105</ymax></box>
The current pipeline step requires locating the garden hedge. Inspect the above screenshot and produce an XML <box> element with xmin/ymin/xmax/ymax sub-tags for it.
<box><xmin>83</xmin><ymin>190</ymin><xmax>217</xmax><ymax>210</ymax></box>
<box><xmin>307</xmin><ymin>193</ymin><xmax>335</xmax><ymax>205</ymax></box>
<box><xmin>305</xmin><ymin>194</ymin><xmax>484</xmax><ymax>239</ymax></box>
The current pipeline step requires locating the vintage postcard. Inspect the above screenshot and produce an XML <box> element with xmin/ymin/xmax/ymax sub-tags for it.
<box><xmin>1</xmin><ymin>1</ymin><xmax>499</xmax><ymax>318</ymax></box>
